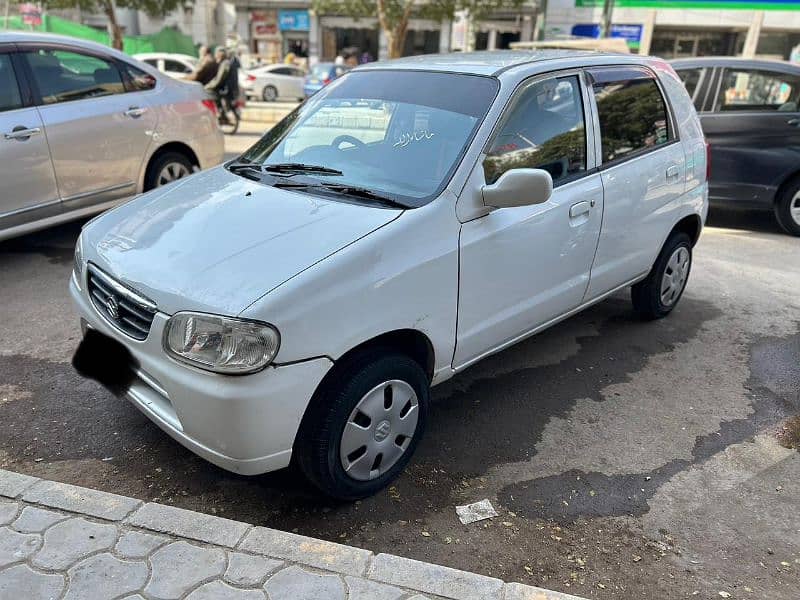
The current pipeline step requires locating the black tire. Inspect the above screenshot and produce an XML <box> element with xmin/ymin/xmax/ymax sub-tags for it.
<box><xmin>774</xmin><ymin>177</ymin><xmax>800</xmax><ymax>236</ymax></box>
<box><xmin>631</xmin><ymin>232</ymin><xmax>692</xmax><ymax>320</ymax></box>
<box><xmin>295</xmin><ymin>349</ymin><xmax>430</xmax><ymax>500</ymax></box>
<box><xmin>144</xmin><ymin>151</ymin><xmax>194</xmax><ymax>191</ymax></box>
<box><xmin>262</xmin><ymin>85</ymin><xmax>278</xmax><ymax>102</ymax></box>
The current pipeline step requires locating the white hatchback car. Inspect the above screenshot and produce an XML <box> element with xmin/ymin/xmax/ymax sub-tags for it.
<box><xmin>0</xmin><ymin>33</ymin><xmax>224</xmax><ymax>241</ymax></box>
<box><xmin>71</xmin><ymin>51</ymin><xmax>708</xmax><ymax>499</ymax></box>
<box><xmin>132</xmin><ymin>52</ymin><xmax>198</xmax><ymax>79</ymax></box>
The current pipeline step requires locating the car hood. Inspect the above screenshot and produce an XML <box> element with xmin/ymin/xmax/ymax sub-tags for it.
<box><xmin>82</xmin><ymin>167</ymin><xmax>402</xmax><ymax>315</ymax></box>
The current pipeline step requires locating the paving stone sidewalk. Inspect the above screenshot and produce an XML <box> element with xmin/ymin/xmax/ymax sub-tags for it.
<box><xmin>0</xmin><ymin>469</ymin><xmax>586</xmax><ymax>600</ymax></box>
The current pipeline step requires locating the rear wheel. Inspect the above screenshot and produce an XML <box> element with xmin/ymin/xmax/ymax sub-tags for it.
<box><xmin>145</xmin><ymin>152</ymin><xmax>193</xmax><ymax>191</ymax></box>
<box><xmin>774</xmin><ymin>178</ymin><xmax>800</xmax><ymax>236</ymax></box>
<box><xmin>631</xmin><ymin>232</ymin><xmax>692</xmax><ymax>320</ymax></box>
<box><xmin>262</xmin><ymin>85</ymin><xmax>278</xmax><ymax>102</ymax></box>
<box><xmin>295</xmin><ymin>350</ymin><xmax>429</xmax><ymax>500</ymax></box>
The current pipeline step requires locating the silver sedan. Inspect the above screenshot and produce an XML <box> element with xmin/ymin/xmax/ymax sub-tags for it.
<box><xmin>0</xmin><ymin>32</ymin><xmax>224</xmax><ymax>242</ymax></box>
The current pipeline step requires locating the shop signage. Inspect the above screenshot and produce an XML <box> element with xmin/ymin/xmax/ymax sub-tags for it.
<box><xmin>252</xmin><ymin>10</ymin><xmax>278</xmax><ymax>39</ymax></box>
<box><xmin>279</xmin><ymin>10</ymin><xmax>310</xmax><ymax>31</ymax></box>
<box><xmin>576</xmin><ymin>0</ymin><xmax>800</xmax><ymax>8</ymax></box>
<box><xmin>572</xmin><ymin>23</ymin><xmax>643</xmax><ymax>49</ymax></box>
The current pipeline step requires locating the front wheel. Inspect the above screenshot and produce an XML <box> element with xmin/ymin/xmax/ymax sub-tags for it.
<box><xmin>631</xmin><ymin>232</ymin><xmax>692</xmax><ymax>320</ymax></box>
<box><xmin>295</xmin><ymin>350</ymin><xmax>429</xmax><ymax>500</ymax></box>
<box><xmin>774</xmin><ymin>178</ymin><xmax>800</xmax><ymax>236</ymax></box>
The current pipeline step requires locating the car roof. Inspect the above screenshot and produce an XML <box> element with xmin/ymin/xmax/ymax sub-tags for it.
<box><xmin>133</xmin><ymin>52</ymin><xmax>196</xmax><ymax>61</ymax></box>
<box><xmin>357</xmin><ymin>49</ymin><xmax>613</xmax><ymax>76</ymax></box>
<box><xmin>670</xmin><ymin>56</ymin><xmax>800</xmax><ymax>75</ymax></box>
<box><xmin>0</xmin><ymin>30</ymin><xmax>131</xmax><ymax>60</ymax></box>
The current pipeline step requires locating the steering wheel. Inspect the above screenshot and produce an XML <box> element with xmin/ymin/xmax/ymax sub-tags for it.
<box><xmin>331</xmin><ymin>135</ymin><xmax>366</xmax><ymax>150</ymax></box>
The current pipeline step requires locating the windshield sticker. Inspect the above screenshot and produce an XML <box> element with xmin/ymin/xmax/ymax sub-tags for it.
<box><xmin>393</xmin><ymin>129</ymin><xmax>435</xmax><ymax>149</ymax></box>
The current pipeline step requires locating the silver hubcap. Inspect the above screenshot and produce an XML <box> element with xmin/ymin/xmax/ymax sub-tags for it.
<box><xmin>264</xmin><ymin>87</ymin><xmax>276</xmax><ymax>101</ymax></box>
<box><xmin>790</xmin><ymin>191</ymin><xmax>800</xmax><ymax>226</ymax></box>
<box><xmin>339</xmin><ymin>380</ymin><xmax>419</xmax><ymax>481</ymax></box>
<box><xmin>156</xmin><ymin>162</ymin><xmax>190</xmax><ymax>186</ymax></box>
<box><xmin>660</xmin><ymin>246</ymin><xmax>690</xmax><ymax>307</ymax></box>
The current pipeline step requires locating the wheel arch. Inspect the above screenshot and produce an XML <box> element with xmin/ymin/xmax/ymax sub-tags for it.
<box><xmin>142</xmin><ymin>142</ymin><xmax>200</xmax><ymax>191</ymax></box>
<box><xmin>330</xmin><ymin>329</ymin><xmax>436</xmax><ymax>383</ymax></box>
<box><xmin>669</xmin><ymin>213</ymin><xmax>702</xmax><ymax>247</ymax></box>
<box><xmin>774</xmin><ymin>169</ymin><xmax>800</xmax><ymax>206</ymax></box>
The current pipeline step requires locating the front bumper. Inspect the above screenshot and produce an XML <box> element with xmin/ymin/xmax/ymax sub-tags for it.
<box><xmin>70</xmin><ymin>274</ymin><xmax>332</xmax><ymax>475</ymax></box>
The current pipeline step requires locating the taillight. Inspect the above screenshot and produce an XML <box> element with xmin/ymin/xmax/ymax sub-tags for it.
<box><xmin>705</xmin><ymin>141</ymin><xmax>711</xmax><ymax>181</ymax></box>
<box><xmin>322</xmin><ymin>77</ymin><xmax>331</xmax><ymax>86</ymax></box>
<box><xmin>202</xmin><ymin>99</ymin><xmax>217</xmax><ymax>115</ymax></box>
<box><xmin>247</xmin><ymin>74</ymin><xmax>256</xmax><ymax>82</ymax></box>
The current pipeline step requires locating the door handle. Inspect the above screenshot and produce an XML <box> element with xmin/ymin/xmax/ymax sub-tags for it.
<box><xmin>666</xmin><ymin>165</ymin><xmax>681</xmax><ymax>180</ymax></box>
<box><xmin>124</xmin><ymin>106</ymin><xmax>147</xmax><ymax>118</ymax></box>
<box><xmin>4</xmin><ymin>126</ymin><xmax>41</xmax><ymax>140</ymax></box>
<box><xmin>569</xmin><ymin>201</ymin><xmax>591</xmax><ymax>219</ymax></box>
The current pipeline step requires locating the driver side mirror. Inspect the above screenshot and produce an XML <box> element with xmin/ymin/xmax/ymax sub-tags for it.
<box><xmin>482</xmin><ymin>168</ymin><xmax>553</xmax><ymax>210</ymax></box>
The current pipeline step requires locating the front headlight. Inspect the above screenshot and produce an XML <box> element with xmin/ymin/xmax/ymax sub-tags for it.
<box><xmin>73</xmin><ymin>236</ymin><xmax>84</xmax><ymax>288</ymax></box>
<box><xmin>164</xmin><ymin>312</ymin><xmax>280</xmax><ymax>374</ymax></box>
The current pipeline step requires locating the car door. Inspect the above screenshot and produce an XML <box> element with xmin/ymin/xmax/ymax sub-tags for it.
<box><xmin>583</xmin><ymin>66</ymin><xmax>686</xmax><ymax>299</ymax></box>
<box><xmin>0</xmin><ymin>45</ymin><xmax>60</xmax><ymax>231</ymax></box>
<box><xmin>454</xmin><ymin>72</ymin><xmax>604</xmax><ymax>367</ymax></box>
<box><xmin>699</xmin><ymin>65</ymin><xmax>800</xmax><ymax>207</ymax></box>
<box><xmin>21</xmin><ymin>44</ymin><xmax>158</xmax><ymax>211</ymax></box>
<box><xmin>270</xmin><ymin>66</ymin><xmax>297</xmax><ymax>98</ymax></box>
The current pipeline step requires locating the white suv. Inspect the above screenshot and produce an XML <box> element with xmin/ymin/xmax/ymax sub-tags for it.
<box><xmin>71</xmin><ymin>51</ymin><xmax>708</xmax><ymax>499</ymax></box>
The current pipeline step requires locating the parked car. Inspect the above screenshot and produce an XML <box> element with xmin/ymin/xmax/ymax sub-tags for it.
<box><xmin>71</xmin><ymin>51</ymin><xmax>707</xmax><ymax>499</ymax></box>
<box><xmin>0</xmin><ymin>32</ymin><xmax>224</xmax><ymax>242</ymax></box>
<box><xmin>672</xmin><ymin>57</ymin><xmax>800</xmax><ymax>235</ymax></box>
<box><xmin>242</xmin><ymin>63</ymin><xmax>305</xmax><ymax>102</ymax></box>
<box><xmin>132</xmin><ymin>52</ymin><xmax>198</xmax><ymax>79</ymax></box>
<box><xmin>303</xmin><ymin>62</ymin><xmax>349</xmax><ymax>97</ymax></box>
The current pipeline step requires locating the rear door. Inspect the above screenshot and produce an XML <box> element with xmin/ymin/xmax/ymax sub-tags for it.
<box><xmin>0</xmin><ymin>45</ymin><xmax>60</xmax><ymax>229</ymax></box>
<box><xmin>700</xmin><ymin>66</ymin><xmax>800</xmax><ymax>207</ymax></box>
<box><xmin>21</xmin><ymin>44</ymin><xmax>159</xmax><ymax>211</ymax></box>
<box><xmin>584</xmin><ymin>66</ymin><xmax>686</xmax><ymax>299</ymax></box>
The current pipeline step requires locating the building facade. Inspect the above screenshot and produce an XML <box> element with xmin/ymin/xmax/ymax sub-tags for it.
<box><xmin>545</xmin><ymin>0</ymin><xmax>800</xmax><ymax>61</ymax></box>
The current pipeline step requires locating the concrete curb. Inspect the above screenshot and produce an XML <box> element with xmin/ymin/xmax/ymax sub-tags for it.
<box><xmin>0</xmin><ymin>469</ymin><xmax>586</xmax><ymax>600</ymax></box>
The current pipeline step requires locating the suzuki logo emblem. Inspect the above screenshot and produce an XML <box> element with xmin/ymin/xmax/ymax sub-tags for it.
<box><xmin>105</xmin><ymin>295</ymin><xmax>120</xmax><ymax>320</ymax></box>
<box><xmin>374</xmin><ymin>420</ymin><xmax>391</xmax><ymax>442</ymax></box>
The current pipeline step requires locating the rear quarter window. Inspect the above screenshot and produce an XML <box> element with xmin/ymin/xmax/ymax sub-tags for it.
<box><xmin>590</xmin><ymin>67</ymin><xmax>674</xmax><ymax>164</ymax></box>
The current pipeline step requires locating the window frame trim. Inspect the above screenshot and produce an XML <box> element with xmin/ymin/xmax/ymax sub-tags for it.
<box><xmin>15</xmin><ymin>41</ymin><xmax>157</xmax><ymax>107</ymax></box>
<box><xmin>0</xmin><ymin>44</ymin><xmax>35</xmax><ymax>112</ymax></box>
<box><xmin>585</xmin><ymin>64</ymin><xmax>681</xmax><ymax>172</ymax></box>
<box><xmin>481</xmin><ymin>67</ymin><xmax>598</xmax><ymax>190</ymax></box>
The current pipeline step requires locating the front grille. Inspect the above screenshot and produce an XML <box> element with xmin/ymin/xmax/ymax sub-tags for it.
<box><xmin>87</xmin><ymin>264</ymin><xmax>157</xmax><ymax>340</ymax></box>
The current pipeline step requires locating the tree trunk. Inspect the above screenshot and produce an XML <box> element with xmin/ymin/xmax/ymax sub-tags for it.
<box><xmin>387</xmin><ymin>23</ymin><xmax>408</xmax><ymax>59</ymax></box>
<box><xmin>102</xmin><ymin>0</ymin><xmax>124</xmax><ymax>51</ymax></box>
<box><xmin>378</xmin><ymin>0</ymin><xmax>413</xmax><ymax>59</ymax></box>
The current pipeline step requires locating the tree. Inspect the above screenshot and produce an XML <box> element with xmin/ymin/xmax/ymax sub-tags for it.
<box><xmin>43</xmin><ymin>0</ymin><xmax>191</xmax><ymax>51</ymax></box>
<box><xmin>311</xmin><ymin>0</ymin><xmax>526</xmax><ymax>59</ymax></box>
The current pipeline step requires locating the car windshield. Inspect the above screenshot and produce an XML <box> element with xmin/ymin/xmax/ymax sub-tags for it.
<box><xmin>238</xmin><ymin>70</ymin><xmax>499</xmax><ymax>207</ymax></box>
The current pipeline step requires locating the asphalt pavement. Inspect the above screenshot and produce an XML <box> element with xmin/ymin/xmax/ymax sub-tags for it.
<box><xmin>0</xmin><ymin>139</ymin><xmax>798</xmax><ymax>599</ymax></box>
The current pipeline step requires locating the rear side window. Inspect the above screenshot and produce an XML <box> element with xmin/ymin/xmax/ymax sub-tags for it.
<box><xmin>716</xmin><ymin>68</ymin><xmax>800</xmax><ymax>112</ymax></box>
<box><xmin>0</xmin><ymin>54</ymin><xmax>23</xmax><ymax>112</ymax></box>
<box><xmin>676</xmin><ymin>68</ymin><xmax>705</xmax><ymax>109</ymax></box>
<box><xmin>25</xmin><ymin>49</ymin><xmax>126</xmax><ymax>105</ymax></box>
<box><xmin>484</xmin><ymin>75</ymin><xmax>587</xmax><ymax>185</ymax></box>
<box><xmin>119</xmin><ymin>63</ymin><xmax>157</xmax><ymax>92</ymax></box>
<box><xmin>591</xmin><ymin>68</ymin><xmax>672</xmax><ymax>164</ymax></box>
<box><xmin>164</xmin><ymin>59</ymin><xmax>192</xmax><ymax>74</ymax></box>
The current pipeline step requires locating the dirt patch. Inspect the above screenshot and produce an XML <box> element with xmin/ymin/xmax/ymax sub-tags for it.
<box><xmin>776</xmin><ymin>415</ymin><xmax>800</xmax><ymax>451</ymax></box>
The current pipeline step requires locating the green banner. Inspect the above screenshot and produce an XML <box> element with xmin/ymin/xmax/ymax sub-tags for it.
<box><xmin>576</xmin><ymin>0</ymin><xmax>800</xmax><ymax>8</ymax></box>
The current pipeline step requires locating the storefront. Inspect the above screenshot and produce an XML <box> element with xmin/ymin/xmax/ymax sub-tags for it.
<box><xmin>545</xmin><ymin>0</ymin><xmax>800</xmax><ymax>60</ymax></box>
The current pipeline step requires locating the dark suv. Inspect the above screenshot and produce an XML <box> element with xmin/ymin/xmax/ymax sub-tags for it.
<box><xmin>672</xmin><ymin>57</ymin><xmax>800</xmax><ymax>235</ymax></box>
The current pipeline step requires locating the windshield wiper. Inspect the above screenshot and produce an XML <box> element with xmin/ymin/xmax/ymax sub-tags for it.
<box><xmin>263</xmin><ymin>163</ymin><xmax>344</xmax><ymax>176</ymax></box>
<box><xmin>227</xmin><ymin>161</ymin><xmax>264</xmax><ymax>181</ymax></box>
<box><xmin>273</xmin><ymin>181</ymin><xmax>408</xmax><ymax>209</ymax></box>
